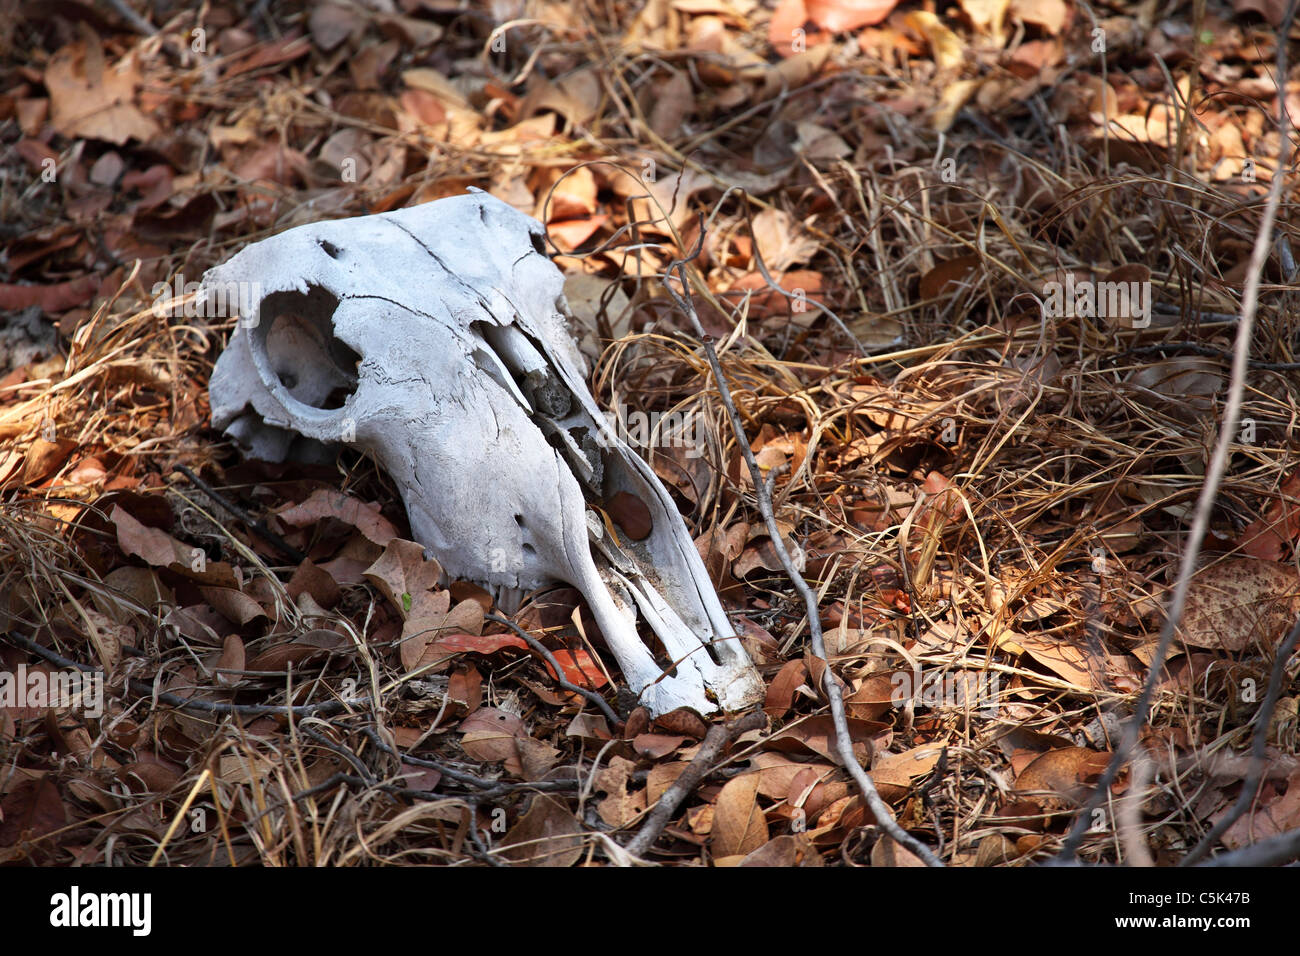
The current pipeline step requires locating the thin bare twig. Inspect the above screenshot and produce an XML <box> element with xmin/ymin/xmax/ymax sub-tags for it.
<box><xmin>662</xmin><ymin>223</ymin><xmax>944</xmax><ymax>867</ymax></box>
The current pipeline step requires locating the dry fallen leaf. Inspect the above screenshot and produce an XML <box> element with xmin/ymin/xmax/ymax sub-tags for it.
<box><xmin>871</xmin><ymin>745</ymin><xmax>945</xmax><ymax>792</ymax></box>
<box><xmin>751</xmin><ymin>207</ymin><xmax>821</xmax><ymax>273</ymax></box>
<box><xmin>499</xmin><ymin>796</ymin><xmax>585</xmax><ymax>866</ymax></box>
<box><xmin>711</xmin><ymin>773</ymin><xmax>769</xmax><ymax>857</ymax></box>
<box><xmin>1009</xmin><ymin>0</ymin><xmax>1069</xmax><ymax>34</ymax></box>
<box><xmin>648</xmin><ymin>69</ymin><xmax>695</xmax><ymax>140</ymax></box>
<box><xmin>544</xmin><ymin>649</ymin><xmax>609</xmax><ymax>689</ymax></box>
<box><xmin>1177</xmin><ymin>559</ymin><xmax>1300</xmax><ymax>652</ymax></box>
<box><xmin>871</xmin><ymin>833</ymin><xmax>928</xmax><ymax>866</ymax></box>
<box><xmin>1012</xmin><ymin>747</ymin><xmax>1111</xmax><ymax>810</ymax></box>
<box><xmin>109</xmin><ymin>506</ymin><xmax>239</xmax><ymax>587</ymax></box>
<box><xmin>1236</xmin><ymin>470</ymin><xmax>1300</xmax><ymax>561</ymax></box>
<box><xmin>904</xmin><ymin>11</ymin><xmax>966</xmax><ymax>72</ymax></box>
<box><xmin>764</xmin><ymin>659</ymin><xmax>809</xmax><ymax>717</ymax></box>
<box><xmin>214</xmin><ymin>635</ymin><xmax>246</xmax><ymax>687</ymax></box>
<box><xmin>633</xmin><ymin>733</ymin><xmax>687</xmax><ymax>758</ymax></box>
<box><xmin>766</xmin><ymin>714</ymin><xmax>885</xmax><ymax>763</ymax></box>
<box><xmin>739</xmin><ymin>832</ymin><xmax>824</xmax><ymax>866</ymax></box>
<box><xmin>45</xmin><ymin>42</ymin><xmax>159</xmax><ymax>144</ymax></box>
<box><xmin>1213</xmin><ymin>769</ymin><xmax>1300</xmax><ymax>849</ymax></box>
<box><xmin>595</xmin><ymin>756</ymin><xmax>647</xmax><ymax>827</ymax></box>
<box><xmin>400</xmin><ymin>593</ymin><xmax>490</xmax><ymax>673</ymax></box>
<box><xmin>278</xmin><ymin>489</ymin><xmax>400</xmax><ymax>546</ymax></box>
<box><xmin>806</xmin><ymin>0</ymin><xmax>899</xmax><ymax>31</ymax></box>
<box><xmin>959</xmin><ymin>0</ymin><xmax>1009</xmax><ymax>36</ymax></box>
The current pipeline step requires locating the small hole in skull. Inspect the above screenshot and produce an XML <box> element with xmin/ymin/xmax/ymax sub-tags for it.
<box><xmin>514</xmin><ymin>514</ymin><xmax>525</xmax><ymax>526</ymax></box>
<box><xmin>319</xmin><ymin>239</ymin><xmax>342</xmax><ymax>259</ymax></box>
<box><xmin>530</xmin><ymin>231</ymin><xmax>547</xmax><ymax>256</ymax></box>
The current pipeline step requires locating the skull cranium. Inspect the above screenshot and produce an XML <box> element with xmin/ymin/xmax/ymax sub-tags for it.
<box><xmin>205</xmin><ymin>190</ymin><xmax>764</xmax><ymax>717</ymax></box>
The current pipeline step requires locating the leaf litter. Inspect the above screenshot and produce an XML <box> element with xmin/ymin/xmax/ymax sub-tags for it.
<box><xmin>0</xmin><ymin>0</ymin><xmax>1298</xmax><ymax>868</ymax></box>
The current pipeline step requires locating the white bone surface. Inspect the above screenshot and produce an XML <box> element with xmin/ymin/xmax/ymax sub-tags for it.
<box><xmin>205</xmin><ymin>190</ymin><xmax>764</xmax><ymax>716</ymax></box>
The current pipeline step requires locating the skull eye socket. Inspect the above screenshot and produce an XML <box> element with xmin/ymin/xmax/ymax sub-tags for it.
<box><xmin>253</xmin><ymin>286</ymin><xmax>359</xmax><ymax>411</ymax></box>
<box><xmin>529</xmin><ymin>231</ymin><xmax>547</xmax><ymax>257</ymax></box>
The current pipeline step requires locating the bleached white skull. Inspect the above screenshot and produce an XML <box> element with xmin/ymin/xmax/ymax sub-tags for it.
<box><xmin>204</xmin><ymin>190</ymin><xmax>764</xmax><ymax>716</ymax></box>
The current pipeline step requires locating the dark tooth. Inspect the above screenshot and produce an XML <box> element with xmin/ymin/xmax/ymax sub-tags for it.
<box><xmin>525</xmin><ymin>369</ymin><xmax>571</xmax><ymax>418</ymax></box>
<box><xmin>569</xmin><ymin>426</ymin><xmax>603</xmax><ymax>496</ymax></box>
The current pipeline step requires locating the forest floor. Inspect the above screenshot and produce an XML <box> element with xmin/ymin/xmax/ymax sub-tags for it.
<box><xmin>1</xmin><ymin>0</ymin><xmax>1298</xmax><ymax>867</ymax></box>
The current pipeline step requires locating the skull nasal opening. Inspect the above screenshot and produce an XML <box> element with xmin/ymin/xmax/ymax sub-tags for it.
<box><xmin>251</xmin><ymin>285</ymin><xmax>359</xmax><ymax>410</ymax></box>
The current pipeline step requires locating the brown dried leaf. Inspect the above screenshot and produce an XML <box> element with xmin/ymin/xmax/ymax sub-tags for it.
<box><xmin>649</xmin><ymin>69</ymin><xmax>694</xmax><ymax>139</ymax></box>
<box><xmin>647</xmin><ymin>761</ymin><xmax>690</xmax><ymax>805</ymax></box>
<box><xmin>21</xmin><ymin>438</ymin><xmax>77</xmax><ymax>486</ymax></box>
<box><xmin>308</xmin><ymin>2</ymin><xmax>361</xmax><ymax>50</ymax></box>
<box><xmin>807</xmin><ymin>0</ymin><xmax>899</xmax><ymax>30</ymax></box>
<box><xmin>1012</xmin><ymin>747</ymin><xmax>1111</xmax><ymax>809</ymax></box>
<box><xmin>540</xmin><ymin>164</ymin><xmax>598</xmax><ymax>221</ymax></box>
<box><xmin>278</xmin><ymin>489</ymin><xmax>399</xmax><ymax>546</ymax></box>
<box><xmin>500</xmin><ymin>796</ymin><xmax>584</xmax><ymax>867</ymax></box>
<box><xmin>1178</xmin><ymin>559</ymin><xmax>1300</xmax><ymax>651</ymax></box>
<box><xmin>110</xmin><ymin>506</ymin><xmax>238</xmax><ymax>587</ymax></box>
<box><xmin>1214</xmin><ymin>770</ymin><xmax>1300</xmax><ymax>849</ymax></box>
<box><xmin>747</xmin><ymin>754</ymin><xmax>836</xmax><ymax>800</ymax></box>
<box><xmin>286</xmin><ymin>558</ymin><xmax>341</xmax><ymax>608</ymax></box>
<box><xmin>633</xmin><ymin>733</ymin><xmax>686</xmax><ymax>759</ymax></box>
<box><xmin>711</xmin><ymin>773</ymin><xmax>768</xmax><ymax>858</ymax></box>
<box><xmin>871</xmin><ymin>745</ymin><xmax>944</xmax><ymax>791</ymax></box>
<box><xmin>739</xmin><ymin>832</ymin><xmax>824</xmax><ymax>866</ymax></box>
<box><xmin>363</xmin><ymin>538</ymin><xmax>443</xmax><ymax>617</ymax></box>
<box><xmin>214</xmin><ymin>634</ymin><xmax>245</xmax><ymax>687</ymax></box>
<box><xmin>905</xmin><ymin>11</ymin><xmax>966</xmax><ymax>71</ymax></box>
<box><xmin>460</xmin><ymin>708</ymin><xmax>528</xmax><ymax>737</ymax></box>
<box><xmin>766</xmin><ymin>715</ymin><xmax>884</xmax><ymax>763</ymax></box>
<box><xmin>198</xmin><ymin>587</ymin><xmax>267</xmax><ymax>627</ymax></box>
<box><xmin>846</xmin><ymin>672</ymin><xmax>901</xmax><ymax>721</ymax></box>
<box><xmin>402</xmin><ymin>595</ymin><xmax>489</xmax><ymax>672</ymax></box>
<box><xmin>603</xmin><ymin>491</ymin><xmax>653</xmax><ymax>541</ymax></box>
<box><xmin>919</xmin><ymin>254</ymin><xmax>983</xmax><ymax>301</ymax></box>
<box><xmin>1009</xmin><ymin>0</ymin><xmax>1069</xmax><ymax>34</ymax></box>
<box><xmin>1236</xmin><ymin>470</ymin><xmax>1300</xmax><ymax>561</ymax></box>
<box><xmin>460</xmin><ymin>728</ymin><xmax>518</xmax><ymax>763</ymax></box>
<box><xmin>764</xmin><ymin>659</ymin><xmax>809</xmax><ymax>718</ymax></box>
<box><xmin>871</xmin><ymin>834</ymin><xmax>928</xmax><ymax>866</ymax></box>
<box><xmin>595</xmin><ymin>756</ymin><xmax>647</xmax><ymax>827</ymax></box>
<box><xmin>751</xmin><ymin>207</ymin><xmax>820</xmax><ymax>273</ymax></box>
<box><xmin>653</xmin><ymin>708</ymin><xmax>709</xmax><ymax>739</ymax></box>
<box><xmin>0</xmin><ymin>777</ymin><xmax>67</xmax><ymax>847</ymax></box>
<box><xmin>45</xmin><ymin>43</ymin><xmax>159</xmax><ymax>144</ymax></box>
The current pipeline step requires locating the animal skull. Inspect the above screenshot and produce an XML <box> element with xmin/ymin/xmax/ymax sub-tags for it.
<box><xmin>205</xmin><ymin>190</ymin><xmax>764</xmax><ymax>717</ymax></box>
